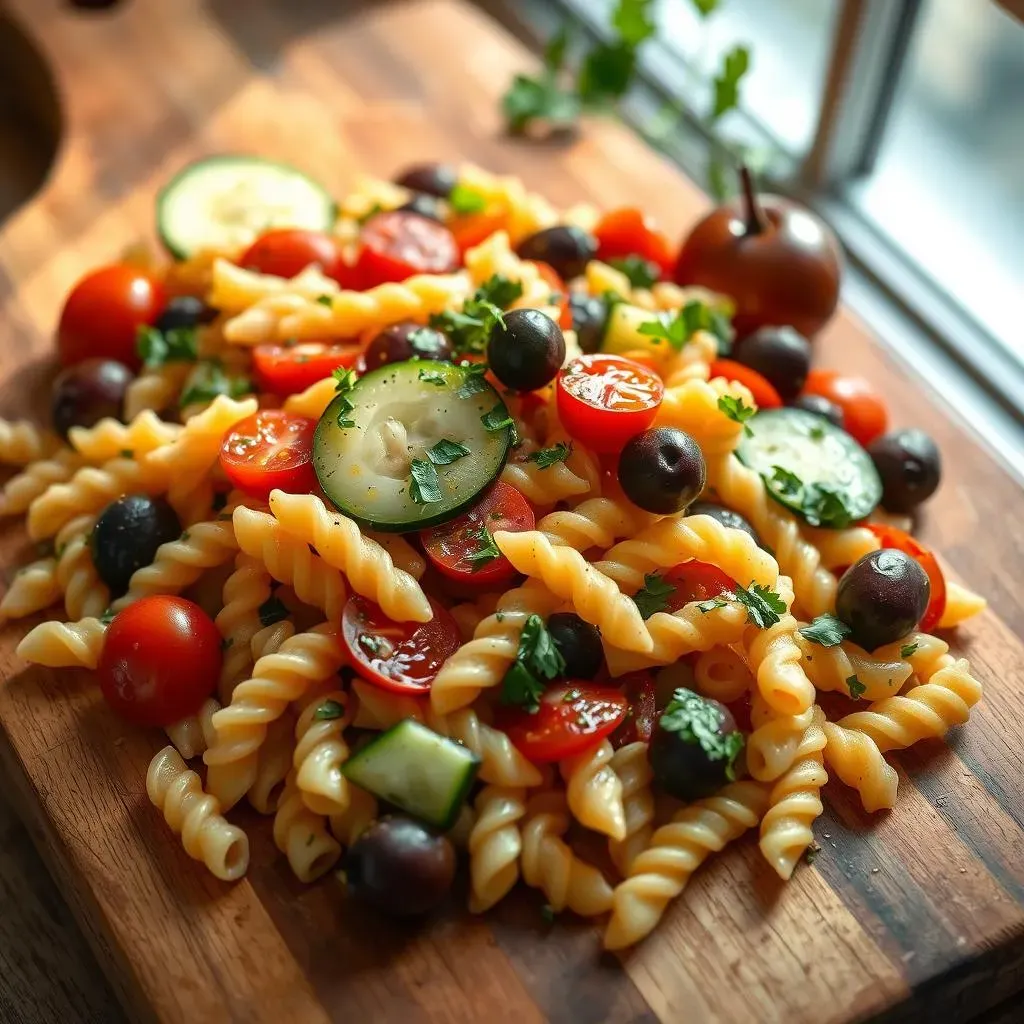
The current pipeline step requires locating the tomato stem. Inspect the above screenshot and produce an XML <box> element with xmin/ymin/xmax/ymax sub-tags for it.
<box><xmin>738</xmin><ymin>165</ymin><xmax>768</xmax><ymax>237</ymax></box>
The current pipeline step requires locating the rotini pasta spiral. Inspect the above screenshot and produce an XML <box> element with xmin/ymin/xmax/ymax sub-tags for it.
<box><xmin>215</xmin><ymin>554</ymin><xmax>274</xmax><ymax>703</ymax></box>
<box><xmin>795</xmin><ymin>631</ymin><xmax>917</xmax><ymax>701</ymax></box>
<box><xmin>535</xmin><ymin>496</ymin><xmax>647</xmax><ymax>552</ymax></box>
<box><xmin>0</xmin><ymin>418</ymin><xmax>60</xmax><ymax>465</ymax></box>
<box><xmin>54</xmin><ymin>514</ymin><xmax>109</xmax><ymax>621</ymax></box>
<box><xmin>468</xmin><ymin>785</ymin><xmax>525</xmax><ymax>912</ymax></box>
<box><xmin>660</xmin><ymin>332</ymin><xmax>718</xmax><ymax>386</ymax></box>
<box><xmin>654</xmin><ymin>377</ymin><xmax>756</xmax><ymax>456</ymax></box>
<box><xmin>364</xmin><ymin>530</ymin><xmax>426</xmax><ymax>581</ymax></box>
<box><xmin>603</xmin><ymin>780</ymin><xmax>769</xmax><ymax>949</ymax></box>
<box><xmin>499</xmin><ymin>444</ymin><xmax>591</xmax><ymax>507</ymax></box>
<box><xmin>164</xmin><ymin>698</ymin><xmax>221</xmax><ymax>760</ymax></box>
<box><xmin>293</xmin><ymin>683</ymin><xmax>354</xmax><ymax>816</ymax></box>
<box><xmin>146</xmin><ymin>745</ymin><xmax>249</xmax><ymax>881</ymax></box>
<box><xmin>609</xmin><ymin>741</ymin><xmax>655</xmax><ymax>876</ymax></box>
<box><xmin>0</xmin><ymin>448</ymin><xmax>84</xmax><ymax>517</ymax></box>
<box><xmin>268</xmin><ymin>491</ymin><xmax>431</xmax><ymax>622</ymax></box>
<box><xmin>16</xmin><ymin>617</ymin><xmax>107</xmax><ymax>668</ymax></box>
<box><xmin>247</xmin><ymin>711</ymin><xmax>296</xmax><ymax>815</ymax></box>
<box><xmin>455</xmin><ymin>165</ymin><xmax>558</xmax><ymax>244</ymax></box>
<box><xmin>822</xmin><ymin>721</ymin><xmax>898</xmax><ymax>812</ymax></box>
<box><xmin>937</xmin><ymin>580</ymin><xmax>987</xmax><ymax>629</ymax></box>
<box><xmin>560</xmin><ymin>739</ymin><xmax>626</xmax><ymax>841</ymax></box>
<box><xmin>282</xmin><ymin>376</ymin><xmax>337</xmax><ymax>420</ymax></box>
<box><xmin>123</xmin><ymin>364</ymin><xmax>192</xmax><ymax>421</ymax></box>
<box><xmin>329</xmin><ymin>784</ymin><xmax>379</xmax><ymax>848</ymax></box>
<box><xmin>68</xmin><ymin>410</ymin><xmax>182</xmax><ymax>464</ymax></box>
<box><xmin>693</xmin><ymin>646</ymin><xmax>753</xmax><ymax>704</ymax></box>
<box><xmin>0</xmin><ymin>558</ymin><xmax>61</xmax><ymax>621</ymax></box>
<box><xmin>745</xmin><ymin>697</ymin><xmax>816</xmax><ymax>782</ymax></box>
<box><xmin>273</xmin><ymin>772</ymin><xmax>342</xmax><ymax>883</ymax></box>
<box><xmin>800</xmin><ymin>525</ymin><xmax>879</xmax><ymax>572</ymax></box>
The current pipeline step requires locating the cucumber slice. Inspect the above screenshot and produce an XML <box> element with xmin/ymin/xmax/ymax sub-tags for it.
<box><xmin>341</xmin><ymin>718</ymin><xmax>480</xmax><ymax>830</ymax></box>
<box><xmin>314</xmin><ymin>360</ymin><xmax>513</xmax><ymax>532</ymax></box>
<box><xmin>157</xmin><ymin>155</ymin><xmax>335</xmax><ymax>259</ymax></box>
<box><xmin>602</xmin><ymin>302</ymin><xmax>665</xmax><ymax>358</ymax></box>
<box><xmin>737</xmin><ymin>408</ymin><xmax>882</xmax><ymax>528</ymax></box>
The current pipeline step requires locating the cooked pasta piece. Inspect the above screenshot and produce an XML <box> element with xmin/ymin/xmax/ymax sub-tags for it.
<box><xmin>68</xmin><ymin>410</ymin><xmax>182</xmax><ymax>464</ymax></box>
<box><xmin>759</xmin><ymin>706</ymin><xmax>827</xmax><ymax>879</ymax></box>
<box><xmin>0</xmin><ymin>448</ymin><xmax>84</xmax><ymax>517</ymax></box>
<box><xmin>535</xmin><ymin>496</ymin><xmax>648</xmax><ymax>552</ymax></box>
<box><xmin>745</xmin><ymin>698</ymin><xmax>816</xmax><ymax>783</ymax></box>
<box><xmin>146</xmin><ymin>745</ymin><xmax>249</xmax><ymax>881</ymax></box>
<box><xmin>273</xmin><ymin>771</ymin><xmax>342</xmax><ymax>883</ymax></box>
<box><xmin>609</xmin><ymin>741</ymin><xmax>655</xmax><ymax>876</ymax></box>
<box><xmin>211</xmin><ymin>258</ymin><xmax>340</xmax><ymax>314</ymax></box>
<box><xmin>0</xmin><ymin>558</ymin><xmax>61</xmax><ymax>621</ymax></box>
<box><xmin>520</xmin><ymin>790</ymin><xmax>614</xmax><ymax>916</ymax></box>
<box><xmin>560</xmin><ymin>739</ymin><xmax>626</xmax><ymax>841</ymax></box>
<box><xmin>0</xmin><ymin>419</ymin><xmax>60</xmax><ymax>465</ymax></box>
<box><xmin>164</xmin><ymin>697</ymin><xmax>221</xmax><ymax>760</ymax></box>
<box><xmin>468</xmin><ymin>785</ymin><xmax>526</xmax><ymax>912</ymax></box>
<box><xmin>693</xmin><ymin>646</ymin><xmax>753</xmax><ymax>704</ymax></box>
<box><xmin>500</xmin><ymin>442</ymin><xmax>591</xmax><ymax>507</ymax></box>
<box><xmin>123</xmin><ymin>364</ymin><xmax>192</xmax><ymax>421</ymax></box>
<box><xmin>329</xmin><ymin>784</ymin><xmax>379</xmax><ymax>847</ymax></box>
<box><xmin>660</xmin><ymin>332</ymin><xmax>717</xmax><ymax>386</ymax></box>
<box><xmin>455</xmin><ymin>165</ymin><xmax>558</xmax><ymax>244</ymax></box>
<box><xmin>268</xmin><ymin>491</ymin><xmax>431</xmax><ymax>622</ymax></box>
<box><xmin>17</xmin><ymin>617</ymin><xmax>107</xmax><ymax>668</ymax></box>
<box><xmin>339</xmin><ymin>175</ymin><xmax>410</xmax><ymax>220</ymax></box>
<box><xmin>364</xmin><ymin>530</ymin><xmax>426</xmax><ymax>581</ymax></box>
<box><xmin>282</xmin><ymin>375</ymin><xmax>337</xmax><ymax>420</ymax></box>
<box><xmin>248</xmin><ymin>695</ymin><xmax>298</xmax><ymax>815</ymax></box>
<box><xmin>937</xmin><ymin>580</ymin><xmax>987</xmax><ymax>629</ymax></box>
<box><xmin>800</xmin><ymin>525</ymin><xmax>879</xmax><ymax>572</ymax></box>
<box><xmin>293</xmin><ymin>683</ymin><xmax>354</xmax><ymax>816</ymax></box>
<box><xmin>604</xmin><ymin>780</ymin><xmax>769</xmax><ymax>949</ymax></box>
<box><xmin>449</xmin><ymin>593</ymin><xmax>501</xmax><ymax>643</ymax></box>
<box><xmin>54</xmin><ymin>514</ymin><xmax>109</xmax><ymax>621</ymax></box>
<box><xmin>795</xmin><ymin>631</ymin><xmax>917</xmax><ymax>701</ymax></box>
<box><xmin>822</xmin><ymin>722</ymin><xmax>898</xmax><ymax>812</ymax></box>
<box><xmin>654</xmin><ymin>377</ymin><xmax>756</xmax><ymax>456</ymax></box>
<box><xmin>215</xmin><ymin>554</ymin><xmax>274</xmax><ymax>703</ymax></box>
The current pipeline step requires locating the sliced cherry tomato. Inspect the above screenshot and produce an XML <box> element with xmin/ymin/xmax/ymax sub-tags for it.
<box><xmin>594</xmin><ymin>207</ymin><xmax>675</xmax><ymax>278</ymax></box>
<box><xmin>709</xmin><ymin>358</ymin><xmax>783</xmax><ymax>410</ymax></box>
<box><xmin>611</xmin><ymin>671</ymin><xmax>657</xmax><ymax>748</ymax></box>
<box><xmin>355</xmin><ymin>211</ymin><xmax>460</xmax><ymax>287</ymax></box>
<box><xmin>450</xmin><ymin>209</ymin><xmax>507</xmax><ymax>254</ymax></box>
<box><xmin>58</xmin><ymin>264</ymin><xmax>165</xmax><ymax>369</ymax></box>
<box><xmin>865</xmin><ymin>524</ymin><xmax>946</xmax><ymax>631</ymax></box>
<box><xmin>656</xmin><ymin>561</ymin><xmax>737</xmax><ymax>613</ymax></box>
<box><xmin>341</xmin><ymin>595</ymin><xmax>461</xmax><ymax>694</ymax></box>
<box><xmin>98</xmin><ymin>596</ymin><xmax>221</xmax><ymax>727</ymax></box>
<box><xmin>802</xmin><ymin>369</ymin><xmax>888</xmax><ymax>446</ymax></box>
<box><xmin>239</xmin><ymin>229</ymin><xmax>347</xmax><ymax>282</ymax></box>
<box><xmin>557</xmin><ymin>353</ymin><xmax>664</xmax><ymax>453</ymax></box>
<box><xmin>498</xmin><ymin>683</ymin><xmax>629</xmax><ymax>762</ymax></box>
<box><xmin>253</xmin><ymin>342</ymin><xmax>360</xmax><ymax>397</ymax></box>
<box><xmin>219</xmin><ymin>410</ymin><xmax>317</xmax><ymax>499</ymax></box>
<box><xmin>420</xmin><ymin>481</ymin><xmax>534</xmax><ymax>587</ymax></box>
<box><xmin>526</xmin><ymin>261</ymin><xmax>573</xmax><ymax>330</ymax></box>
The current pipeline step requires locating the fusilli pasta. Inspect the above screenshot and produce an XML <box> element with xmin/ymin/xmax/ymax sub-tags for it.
<box><xmin>468</xmin><ymin>785</ymin><xmax>525</xmax><ymax>912</ymax></box>
<box><xmin>560</xmin><ymin>739</ymin><xmax>626</xmax><ymax>840</ymax></box>
<box><xmin>609</xmin><ymin>741</ymin><xmax>655</xmax><ymax>876</ymax></box>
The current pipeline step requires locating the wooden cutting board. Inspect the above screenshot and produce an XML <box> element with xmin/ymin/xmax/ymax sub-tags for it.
<box><xmin>1</xmin><ymin>1</ymin><xmax>1023</xmax><ymax>1021</ymax></box>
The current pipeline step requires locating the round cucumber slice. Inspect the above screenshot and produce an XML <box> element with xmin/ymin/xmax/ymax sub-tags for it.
<box><xmin>314</xmin><ymin>361</ymin><xmax>514</xmax><ymax>532</ymax></box>
<box><xmin>157</xmin><ymin>155</ymin><xmax>336</xmax><ymax>260</ymax></box>
<box><xmin>736</xmin><ymin>408</ymin><xmax>881</xmax><ymax>528</ymax></box>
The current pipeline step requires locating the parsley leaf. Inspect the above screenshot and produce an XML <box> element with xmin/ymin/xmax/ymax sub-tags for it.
<box><xmin>316</xmin><ymin>294</ymin><xmax>334</xmax><ymax>307</ymax></box>
<box><xmin>632</xmin><ymin>572</ymin><xmax>676</xmax><ymax>619</ymax></box>
<box><xmin>697</xmin><ymin>596</ymin><xmax>729</xmax><ymax>613</ymax></box>
<box><xmin>137</xmin><ymin>324</ymin><xmax>198</xmax><ymax>368</ymax></box>
<box><xmin>691</xmin><ymin>0</ymin><xmax>719</xmax><ymax>16</ymax></box>
<box><xmin>500</xmin><ymin>614</ymin><xmax>567</xmax><ymax>712</ymax></box>
<box><xmin>409</xmin><ymin>459</ymin><xmax>442</xmax><ymax>504</ymax></box>
<box><xmin>258</xmin><ymin>595</ymin><xmax>289</xmax><ymax>628</ymax></box>
<box><xmin>313</xmin><ymin>699</ymin><xmax>345</xmax><ymax>721</ymax></box>
<box><xmin>332</xmin><ymin>367</ymin><xmax>358</xmax><ymax>394</ymax></box>
<box><xmin>638</xmin><ymin>300</ymin><xmax>729</xmax><ymax>353</ymax></box>
<box><xmin>799</xmin><ymin>614</ymin><xmax>852</xmax><ymax>648</ymax></box>
<box><xmin>500</xmin><ymin>662</ymin><xmax>547</xmax><ymax>715</ymax></box>
<box><xmin>465</xmin><ymin>524</ymin><xmax>501</xmax><ymax>570</ymax></box>
<box><xmin>847</xmin><ymin>675</ymin><xmax>866</xmax><ymax>700</ymax></box>
<box><xmin>100</xmin><ymin>608</ymin><xmax>117</xmax><ymax>626</ymax></box>
<box><xmin>771</xmin><ymin>466</ymin><xmax>804</xmax><ymax>499</ymax></box>
<box><xmin>900</xmin><ymin>642</ymin><xmax>919</xmax><ymax>659</ymax></box>
<box><xmin>448</xmin><ymin>183</ymin><xmax>487</xmax><ymax>215</ymax></box>
<box><xmin>481</xmin><ymin>404</ymin><xmax>515</xmax><ymax>434</ymax></box>
<box><xmin>455</xmin><ymin>363</ymin><xmax>490</xmax><ymax>399</ymax></box>
<box><xmin>408</xmin><ymin>328</ymin><xmax>444</xmax><ymax>359</ymax></box>
<box><xmin>734</xmin><ymin>582</ymin><xmax>785</xmax><ymax>629</ymax></box>
<box><xmin>710</xmin><ymin>45</ymin><xmax>751</xmax><ymax>122</ymax></box>
<box><xmin>659</xmin><ymin>687</ymin><xmax>745</xmax><ymax>780</ymax></box>
<box><xmin>526</xmin><ymin>442</ymin><xmax>573</xmax><ymax>469</ymax></box>
<box><xmin>418</xmin><ymin>368</ymin><xmax>448</xmax><ymax>387</ymax></box>
<box><xmin>717</xmin><ymin>394</ymin><xmax>756</xmax><ymax>437</ymax></box>
<box><xmin>120</xmin><ymin>449</ymin><xmax>133</xmax><ymax>459</ymax></box>
<box><xmin>427</xmin><ymin>438</ymin><xmax>470</xmax><ymax>466</ymax></box>
<box><xmin>608</xmin><ymin>256</ymin><xmax>660</xmax><ymax>289</ymax></box>
<box><xmin>476</xmin><ymin>274</ymin><xmax>524</xmax><ymax>310</ymax></box>
<box><xmin>431</xmin><ymin>298</ymin><xmax>506</xmax><ymax>357</ymax></box>
<box><xmin>179</xmin><ymin>361</ymin><xmax>251</xmax><ymax>409</ymax></box>
<box><xmin>766</xmin><ymin>468</ymin><xmax>856</xmax><ymax>529</ymax></box>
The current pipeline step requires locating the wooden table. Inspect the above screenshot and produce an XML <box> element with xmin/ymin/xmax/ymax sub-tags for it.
<box><xmin>1</xmin><ymin>1</ymin><xmax>1023</xmax><ymax>1022</ymax></box>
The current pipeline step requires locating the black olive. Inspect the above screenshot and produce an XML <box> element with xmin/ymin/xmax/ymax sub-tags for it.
<box><xmin>155</xmin><ymin>295</ymin><xmax>217</xmax><ymax>334</ymax></box>
<box><xmin>344</xmin><ymin>815</ymin><xmax>455</xmax><ymax>917</ymax></box>
<box><xmin>733</xmin><ymin>326</ymin><xmax>811</xmax><ymax>402</ymax></box>
<box><xmin>546</xmin><ymin>612</ymin><xmax>603</xmax><ymax>679</ymax></box>
<box><xmin>91</xmin><ymin>495</ymin><xmax>182</xmax><ymax>596</ymax></box>
<box><xmin>515</xmin><ymin>226</ymin><xmax>598</xmax><ymax>282</ymax></box>
<box><xmin>568</xmin><ymin>292</ymin><xmax>609</xmax><ymax>354</ymax></box>
<box><xmin>618</xmin><ymin>428</ymin><xmax>706</xmax><ymax>514</ymax></box>
<box><xmin>791</xmin><ymin>393</ymin><xmax>844</xmax><ymax>428</ymax></box>
<box><xmin>867</xmin><ymin>429</ymin><xmax>941</xmax><ymax>514</ymax></box>
<box><xmin>51</xmin><ymin>358</ymin><xmax>133</xmax><ymax>438</ymax></box>
<box><xmin>649</xmin><ymin>688</ymin><xmax>744</xmax><ymax>801</ymax></box>
<box><xmin>397</xmin><ymin>193</ymin><xmax>444</xmax><ymax>222</ymax></box>
<box><xmin>835</xmin><ymin>549</ymin><xmax>930</xmax><ymax>651</ymax></box>
<box><xmin>364</xmin><ymin>321</ymin><xmax>453</xmax><ymax>371</ymax></box>
<box><xmin>394</xmin><ymin>163</ymin><xmax>457</xmax><ymax>199</ymax></box>
<box><xmin>687</xmin><ymin>501</ymin><xmax>761</xmax><ymax>546</ymax></box>
<box><xmin>487</xmin><ymin>308</ymin><xmax>565</xmax><ymax>392</ymax></box>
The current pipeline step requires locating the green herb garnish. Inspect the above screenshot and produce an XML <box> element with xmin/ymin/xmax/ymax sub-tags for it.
<box><xmin>179</xmin><ymin>361</ymin><xmax>250</xmax><ymax>409</ymax></box>
<box><xmin>455</xmin><ymin>363</ymin><xmax>490</xmax><ymax>398</ymax></box>
<box><xmin>608</xmin><ymin>256</ymin><xmax>659</xmax><ymax>289</ymax></box>
<box><xmin>710</xmin><ymin>45</ymin><xmax>751</xmax><ymax>122</ymax></box>
<box><xmin>137</xmin><ymin>324</ymin><xmax>198</xmax><ymax>368</ymax></box>
<box><xmin>418</xmin><ymin>368</ymin><xmax>448</xmax><ymax>387</ymax></box>
<box><xmin>768</xmin><ymin>467</ymin><xmax>855</xmax><ymax>529</ymax></box>
<box><xmin>847</xmin><ymin>675</ymin><xmax>866</xmax><ymax>700</ymax></box>
<box><xmin>526</xmin><ymin>442</ymin><xmax>573</xmax><ymax>469</ymax></box>
<box><xmin>313</xmin><ymin>699</ymin><xmax>345</xmax><ymax>721</ymax></box>
<box><xmin>900</xmin><ymin>642</ymin><xmax>919</xmax><ymax>659</ymax></box>
<box><xmin>316</xmin><ymin>294</ymin><xmax>334</xmax><ymax>307</ymax></box>
<box><xmin>734</xmin><ymin>582</ymin><xmax>785</xmax><ymax>629</ymax></box>
<box><xmin>717</xmin><ymin>394</ymin><xmax>756</xmax><ymax>436</ymax></box>
<box><xmin>697</xmin><ymin>596</ymin><xmax>729</xmax><ymax>614</ymax></box>
<box><xmin>481</xmin><ymin>404</ymin><xmax>515</xmax><ymax>434</ymax></box>
<box><xmin>258</xmin><ymin>595</ymin><xmax>289</xmax><ymax>628</ymax></box>
<box><xmin>659</xmin><ymin>687</ymin><xmax>745</xmax><ymax>780</ymax></box>
<box><xmin>499</xmin><ymin>614</ymin><xmax>567</xmax><ymax>712</ymax></box>
<box><xmin>632</xmin><ymin>572</ymin><xmax>676</xmax><ymax>619</ymax></box>
<box><xmin>799</xmin><ymin>614</ymin><xmax>852</xmax><ymax>648</ymax></box>
<box><xmin>465</xmin><ymin>525</ymin><xmax>501</xmax><ymax>571</ymax></box>
<box><xmin>427</xmin><ymin>438</ymin><xmax>471</xmax><ymax>466</ymax></box>
<box><xmin>409</xmin><ymin>459</ymin><xmax>443</xmax><ymax>504</ymax></box>
<box><xmin>448</xmin><ymin>183</ymin><xmax>487</xmax><ymax>215</ymax></box>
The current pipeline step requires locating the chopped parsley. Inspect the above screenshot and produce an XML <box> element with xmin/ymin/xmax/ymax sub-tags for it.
<box><xmin>799</xmin><ymin>614</ymin><xmax>852</xmax><ymax>648</ymax></box>
<box><xmin>658</xmin><ymin>687</ymin><xmax>745</xmax><ymax>780</ymax></box>
<box><xmin>465</xmin><ymin>525</ymin><xmax>501</xmax><ymax>570</ymax></box>
<box><xmin>119</xmin><ymin>449</ymin><xmax>134</xmax><ymax>459</ymax></box>
<box><xmin>608</xmin><ymin>256</ymin><xmax>659</xmax><ymax>289</ymax></box>
<box><xmin>258</xmin><ymin>595</ymin><xmax>289</xmax><ymax>628</ymax></box>
<box><xmin>846</xmin><ymin>675</ymin><xmax>866</xmax><ymax>701</ymax></box>
<box><xmin>426</xmin><ymin>438</ymin><xmax>471</xmax><ymax>466</ymax></box>
<box><xmin>409</xmin><ymin>459</ymin><xmax>442</xmax><ymax>504</ymax></box>
<box><xmin>900</xmin><ymin>642</ymin><xmax>919</xmax><ymax>659</ymax></box>
<box><xmin>408</xmin><ymin>328</ymin><xmax>443</xmax><ymax>359</ymax></box>
<box><xmin>179</xmin><ymin>361</ymin><xmax>251</xmax><ymax>409</ymax></box>
<box><xmin>717</xmin><ymin>394</ymin><xmax>756</xmax><ymax>437</ymax></box>
<box><xmin>136</xmin><ymin>324</ymin><xmax>198</xmax><ymax>368</ymax></box>
<box><xmin>476</xmin><ymin>274</ymin><xmax>524</xmax><ymax>310</ymax></box>
<box><xmin>455</xmin><ymin>363</ymin><xmax>490</xmax><ymax>399</ymax></box>
<box><xmin>481</xmin><ymin>404</ymin><xmax>516</xmax><ymax>436</ymax></box>
<box><xmin>637</xmin><ymin>300</ymin><xmax>732</xmax><ymax>353</ymax></box>
<box><xmin>632</xmin><ymin>572</ymin><xmax>676</xmax><ymax>619</ymax></box>
<box><xmin>430</xmin><ymin>277</ymin><xmax>520</xmax><ymax>357</ymax></box>
<box><xmin>734</xmin><ymin>582</ymin><xmax>786</xmax><ymax>629</ymax></box>
<box><xmin>313</xmin><ymin>699</ymin><xmax>346</xmax><ymax>721</ymax></box>
<box><xmin>711</xmin><ymin>45</ymin><xmax>751</xmax><ymax>121</ymax></box>
<box><xmin>525</xmin><ymin>442</ymin><xmax>573</xmax><ymax>469</ymax></box>
<box><xmin>448</xmin><ymin>183</ymin><xmax>487</xmax><ymax>215</ymax></box>
<box><xmin>499</xmin><ymin>613</ymin><xmax>566</xmax><ymax>712</ymax></box>
<box><xmin>768</xmin><ymin>467</ymin><xmax>856</xmax><ymax>529</ymax></box>
<box><xmin>331</xmin><ymin>367</ymin><xmax>358</xmax><ymax>428</ymax></box>
<box><xmin>316</xmin><ymin>294</ymin><xmax>334</xmax><ymax>307</ymax></box>
<box><xmin>358</xmin><ymin>633</ymin><xmax>388</xmax><ymax>657</ymax></box>
<box><xmin>100</xmin><ymin>608</ymin><xmax>117</xmax><ymax>626</ymax></box>
<box><xmin>697</xmin><ymin>596</ymin><xmax>729</xmax><ymax>614</ymax></box>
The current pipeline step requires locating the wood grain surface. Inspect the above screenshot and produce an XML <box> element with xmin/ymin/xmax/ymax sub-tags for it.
<box><xmin>0</xmin><ymin>1</ymin><xmax>1022</xmax><ymax>1022</ymax></box>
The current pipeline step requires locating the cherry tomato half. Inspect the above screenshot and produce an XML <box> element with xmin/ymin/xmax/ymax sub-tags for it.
<box><xmin>802</xmin><ymin>369</ymin><xmax>888</xmax><ymax>446</ymax></box>
<box><xmin>355</xmin><ymin>211</ymin><xmax>460</xmax><ymax>288</ymax></box>
<box><xmin>498</xmin><ymin>683</ymin><xmax>629</xmax><ymax>763</ymax></box>
<box><xmin>450</xmin><ymin>209</ymin><xmax>507</xmax><ymax>255</ymax></box>
<box><xmin>556</xmin><ymin>354</ymin><xmax>664</xmax><ymax>454</ymax></box>
<box><xmin>709</xmin><ymin>358</ymin><xmax>782</xmax><ymax>410</ymax></box>
<box><xmin>219</xmin><ymin>410</ymin><xmax>317</xmax><ymax>499</ymax></box>
<box><xmin>420</xmin><ymin>481</ymin><xmax>535</xmax><ymax>587</ymax></box>
<box><xmin>865</xmin><ymin>524</ymin><xmax>947</xmax><ymax>632</ymax></box>
<box><xmin>253</xmin><ymin>342</ymin><xmax>360</xmax><ymax>397</ymax></box>
<box><xmin>594</xmin><ymin>207</ymin><xmax>675</xmax><ymax>278</ymax></box>
<box><xmin>656</xmin><ymin>560</ymin><xmax>737</xmax><ymax>613</ymax></box>
<box><xmin>341</xmin><ymin>595</ymin><xmax>461</xmax><ymax>694</ymax></box>
<box><xmin>239</xmin><ymin>229</ymin><xmax>347</xmax><ymax>282</ymax></box>
<box><xmin>58</xmin><ymin>264</ymin><xmax>165</xmax><ymax>369</ymax></box>
<box><xmin>610</xmin><ymin>671</ymin><xmax>657</xmax><ymax>748</ymax></box>
<box><xmin>525</xmin><ymin>261</ymin><xmax>573</xmax><ymax>330</ymax></box>
<box><xmin>98</xmin><ymin>596</ymin><xmax>221</xmax><ymax>727</ymax></box>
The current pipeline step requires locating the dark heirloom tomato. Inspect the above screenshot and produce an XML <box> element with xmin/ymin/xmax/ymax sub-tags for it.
<box><xmin>253</xmin><ymin>342</ymin><xmax>360</xmax><ymax>396</ymax></box>
<box><xmin>219</xmin><ymin>410</ymin><xmax>317</xmax><ymax>499</ymax></box>
<box><xmin>498</xmin><ymin>683</ymin><xmax>629</xmax><ymax>763</ymax></box>
<box><xmin>58</xmin><ymin>264</ymin><xmax>165</xmax><ymax>369</ymax></box>
<box><xmin>420</xmin><ymin>481</ymin><xmax>534</xmax><ymax>587</ymax></box>
<box><xmin>355</xmin><ymin>211</ymin><xmax>460</xmax><ymax>287</ymax></box>
<box><xmin>709</xmin><ymin>358</ymin><xmax>783</xmax><ymax>410</ymax></box>
<box><xmin>594</xmin><ymin>207</ymin><xmax>675</xmax><ymax>277</ymax></box>
<box><xmin>802</xmin><ymin>369</ymin><xmax>888</xmax><ymax>446</ymax></box>
<box><xmin>239</xmin><ymin>229</ymin><xmax>347</xmax><ymax>281</ymax></box>
<box><xmin>556</xmin><ymin>354</ymin><xmax>664</xmax><ymax>454</ymax></box>
<box><xmin>341</xmin><ymin>595</ymin><xmax>461</xmax><ymax>694</ymax></box>
<box><xmin>98</xmin><ymin>596</ymin><xmax>221</xmax><ymax>727</ymax></box>
<box><xmin>865</xmin><ymin>524</ymin><xmax>946</xmax><ymax>632</ymax></box>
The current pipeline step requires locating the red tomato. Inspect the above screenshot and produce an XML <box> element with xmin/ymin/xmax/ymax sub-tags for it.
<box><xmin>355</xmin><ymin>211</ymin><xmax>460</xmax><ymax>287</ymax></box>
<box><xmin>239</xmin><ymin>229</ymin><xmax>347</xmax><ymax>282</ymax></box>
<box><xmin>57</xmin><ymin>264</ymin><xmax>165</xmax><ymax>369</ymax></box>
<box><xmin>865</xmin><ymin>524</ymin><xmax>947</xmax><ymax>631</ymax></box>
<box><xmin>611</xmin><ymin>672</ymin><xmax>657</xmax><ymax>748</ymax></box>
<box><xmin>341</xmin><ymin>595</ymin><xmax>461</xmax><ymax>694</ymax></box>
<box><xmin>594</xmin><ymin>207</ymin><xmax>675</xmax><ymax>277</ymax></box>
<box><xmin>526</xmin><ymin>261</ymin><xmax>573</xmax><ymax>330</ymax></box>
<box><xmin>656</xmin><ymin>560</ymin><xmax>737</xmax><ymax>613</ymax></box>
<box><xmin>219</xmin><ymin>410</ymin><xmax>317</xmax><ymax>499</ymax></box>
<box><xmin>802</xmin><ymin>369</ymin><xmax>888</xmax><ymax>446</ymax></box>
<box><xmin>556</xmin><ymin>354</ymin><xmax>664</xmax><ymax>453</ymax></box>
<box><xmin>450</xmin><ymin>209</ymin><xmax>507</xmax><ymax>254</ymax></box>
<box><xmin>98</xmin><ymin>597</ymin><xmax>221</xmax><ymax>727</ymax></box>
<box><xmin>253</xmin><ymin>342</ymin><xmax>360</xmax><ymax>397</ymax></box>
<box><xmin>420</xmin><ymin>481</ymin><xmax>534</xmax><ymax>587</ymax></box>
<box><xmin>498</xmin><ymin>683</ymin><xmax>629</xmax><ymax>763</ymax></box>
<box><xmin>709</xmin><ymin>358</ymin><xmax>783</xmax><ymax>410</ymax></box>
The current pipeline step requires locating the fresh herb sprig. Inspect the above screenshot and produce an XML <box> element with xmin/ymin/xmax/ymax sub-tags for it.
<box><xmin>526</xmin><ymin>442</ymin><xmax>573</xmax><ymax>469</ymax></box>
<box><xmin>500</xmin><ymin>614</ymin><xmax>567</xmax><ymax>712</ymax></box>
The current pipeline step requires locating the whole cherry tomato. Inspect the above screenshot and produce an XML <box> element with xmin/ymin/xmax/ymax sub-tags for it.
<box><xmin>239</xmin><ymin>229</ymin><xmax>347</xmax><ymax>282</ymax></box>
<box><xmin>802</xmin><ymin>369</ymin><xmax>888</xmax><ymax>446</ymax></box>
<box><xmin>219</xmin><ymin>410</ymin><xmax>317</xmax><ymax>499</ymax></box>
<box><xmin>355</xmin><ymin>211</ymin><xmax>460</xmax><ymax>287</ymax></box>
